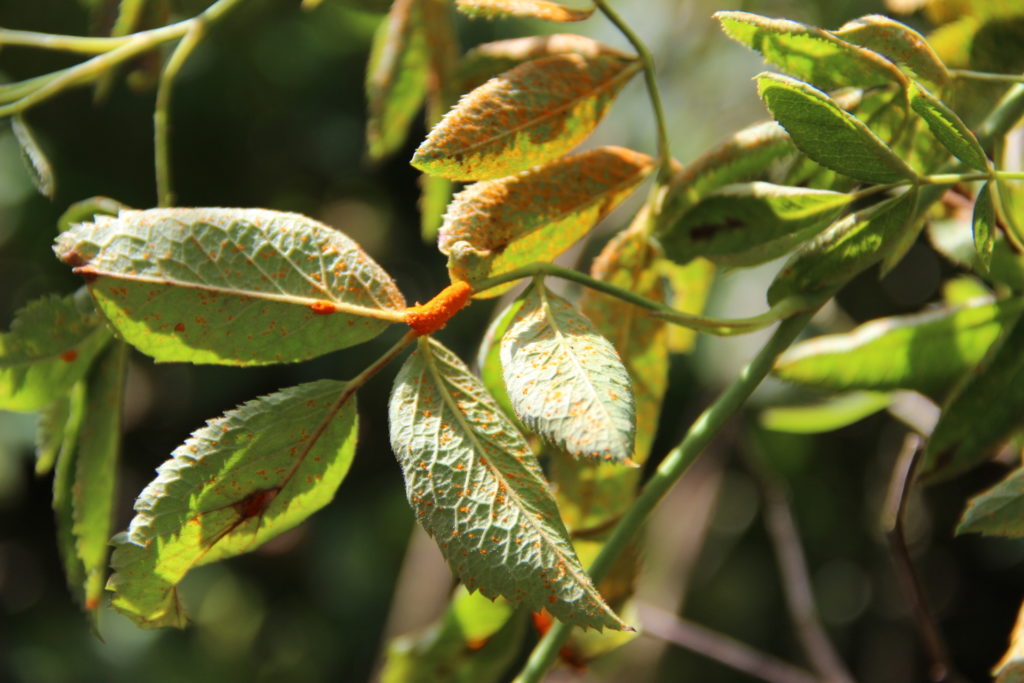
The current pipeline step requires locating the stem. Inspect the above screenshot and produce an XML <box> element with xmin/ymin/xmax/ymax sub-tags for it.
<box><xmin>950</xmin><ymin>69</ymin><xmax>1024</xmax><ymax>84</ymax></box>
<box><xmin>594</xmin><ymin>0</ymin><xmax>672</xmax><ymax>186</ymax></box>
<box><xmin>0</xmin><ymin>28</ymin><xmax>140</xmax><ymax>54</ymax></box>
<box><xmin>514</xmin><ymin>310</ymin><xmax>818</xmax><ymax>683</ymax></box>
<box><xmin>155</xmin><ymin>24</ymin><xmax>204</xmax><ymax>207</ymax></box>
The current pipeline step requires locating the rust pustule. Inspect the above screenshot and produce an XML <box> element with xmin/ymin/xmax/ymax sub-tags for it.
<box><xmin>404</xmin><ymin>280</ymin><xmax>473</xmax><ymax>335</ymax></box>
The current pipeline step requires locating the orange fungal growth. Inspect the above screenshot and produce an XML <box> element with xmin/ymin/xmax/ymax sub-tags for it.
<box><xmin>404</xmin><ymin>280</ymin><xmax>473</xmax><ymax>335</ymax></box>
<box><xmin>60</xmin><ymin>349</ymin><xmax>78</xmax><ymax>363</ymax></box>
<box><xmin>309</xmin><ymin>300</ymin><xmax>339</xmax><ymax>315</ymax></box>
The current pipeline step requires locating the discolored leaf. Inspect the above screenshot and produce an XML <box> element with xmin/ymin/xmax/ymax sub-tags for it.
<box><xmin>661</xmin><ymin>182</ymin><xmax>853</xmax><ymax>268</ymax></box>
<box><xmin>0</xmin><ymin>292</ymin><xmax>112</xmax><ymax>412</ymax></box>
<box><xmin>501</xmin><ymin>284</ymin><xmax>636</xmax><ymax>463</ymax></box>
<box><xmin>757</xmin><ymin>73</ymin><xmax>918</xmax><ymax>184</ymax></box>
<box><xmin>834</xmin><ymin>14</ymin><xmax>949</xmax><ymax>90</ymax></box>
<box><xmin>974</xmin><ymin>181</ymin><xmax>997</xmax><ymax>271</ymax></box>
<box><xmin>774</xmin><ymin>298</ymin><xmax>1022</xmax><ymax>396</ymax></box>
<box><xmin>54</xmin><ymin>208</ymin><xmax>405</xmax><ymax>366</ymax></box>
<box><xmin>909</xmin><ymin>81</ymin><xmax>989</xmax><ymax>172</ymax></box>
<box><xmin>921</xmin><ymin>316</ymin><xmax>1024</xmax><ymax>483</ymax></box>
<box><xmin>957</xmin><ymin>464</ymin><xmax>1024</xmax><ymax>537</ymax></box>
<box><xmin>108</xmin><ymin>379</ymin><xmax>358</xmax><ymax>628</ymax></box>
<box><xmin>993</xmin><ymin>601</ymin><xmax>1024</xmax><ymax>683</ymax></box>
<box><xmin>366</xmin><ymin>0</ymin><xmax>430</xmax><ymax>161</ymax></box>
<box><xmin>11</xmin><ymin>114</ymin><xmax>55</xmax><ymax>199</ymax></box>
<box><xmin>388</xmin><ymin>336</ymin><xmax>627</xmax><ymax>630</ymax></box>
<box><xmin>412</xmin><ymin>54</ymin><xmax>641</xmax><ymax>180</ymax></box>
<box><xmin>716</xmin><ymin>11</ymin><xmax>907</xmax><ymax>91</ymax></box>
<box><xmin>456</xmin><ymin>0</ymin><xmax>593</xmax><ymax>22</ymax></box>
<box><xmin>440</xmin><ymin>146</ymin><xmax>653</xmax><ymax>296</ymax></box>
<box><xmin>657</xmin><ymin>257</ymin><xmax>715</xmax><ymax>354</ymax></box>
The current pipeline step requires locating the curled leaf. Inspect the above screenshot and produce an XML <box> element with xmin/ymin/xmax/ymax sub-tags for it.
<box><xmin>456</xmin><ymin>0</ymin><xmax>594</xmax><ymax>22</ymax></box>
<box><xmin>11</xmin><ymin>114</ymin><xmax>55</xmax><ymax>199</ymax></box>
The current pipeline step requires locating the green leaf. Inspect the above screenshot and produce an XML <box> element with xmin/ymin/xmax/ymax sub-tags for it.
<box><xmin>412</xmin><ymin>54</ymin><xmax>641</xmax><ymax>180</ymax></box>
<box><xmin>834</xmin><ymin>14</ymin><xmax>950</xmax><ymax>91</ymax></box>
<box><xmin>716</xmin><ymin>11</ymin><xmax>907</xmax><ymax>91</ymax></box>
<box><xmin>928</xmin><ymin>217</ymin><xmax>1024</xmax><ymax>291</ymax></box>
<box><xmin>365</xmin><ymin>0</ymin><xmax>430</xmax><ymax>161</ymax></box>
<box><xmin>501</xmin><ymin>284</ymin><xmax>636</xmax><ymax>463</ymax></box>
<box><xmin>957</xmin><ymin>464</ymin><xmax>1024</xmax><ymax>537</ymax></box>
<box><xmin>388</xmin><ymin>336</ymin><xmax>627</xmax><ymax>631</ymax></box>
<box><xmin>11</xmin><ymin>114</ymin><xmax>55</xmax><ymax>199</ymax></box>
<box><xmin>657</xmin><ymin>256</ymin><xmax>715</xmax><ymax>354</ymax></box>
<box><xmin>921</xmin><ymin>316</ymin><xmax>1024</xmax><ymax>483</ymax></box>
<box><xmin>52</xmin><ymin>381</ymin><xmax>87</xmax><ymax>608</ymax></box>
<box><xmin>54</xmin><ymin>208</ymin><xmax>406</xmax><ymax>366</ymax></box>
<box><xmin>459</xmin><ymin>34</ymin><xmax>628</xmax><ymax>93</ymax></box>
<box><xmin>909</xmin><ymin>81</ymin><xmax>989</xmax><ymax>172</ymax></box>
<box><xmin>0</xmin><ymin>292</ymin><xmax>112</xmax><ymax>412</ymax></box>
<box><xmin>757</xmin><ymin>72</ymin><xmax>918</xmax><ymax>184</ymax></box>
<box><xmin>108</xmin><ymin>379</ymin><xmax>358</xmax><ymax>628</ymax></box>
<box><xmin>993</xmin><ymin>601</ymin><xmax>1024</xmax><ymax>683</ymax></box>
<box><xmin>774</xmin><ymin>298</ymin><xmax>1023</xmax><ymax>396</ymax></box>
<box><xmin>661</xmin><ymin>182</ymin><xmax>853</xmax><ymax>268</ymax></box>
<box><xmin>440</xmin><ymin>146</ymin><xmax>652</xmax><ymax>297</ymax></box>
<box><xmin>476</xmin><ymin>297</ymin><xmax>525</xmax><ymax>426</ymax></box>
<box><xmin>74</xmin><ymin>341</ymin><xmax>127</xmax><ymax>612</ymax></box>
<box><xmin>35</xmin><ymin>393</ymin><xmax>72</xmax><ymax>476</ymax></box>
<box><xmin>998</xmin><ymin>178</ymin><xmax>1024</xmax><ymax>254</ymax></box>
<box><xmin>456</xmin><ymin>0</ymin><xmax>593</xmax><ymax>22</ymax></box>
<box><xmin>974</xmin><ymin>181</ymin><xmax>998</xmax><ymax>271</ymax></box>
<box><xmin>419</xmin><ymin>173</ymin><xmax>452</xmax><ymax>243</ymax></box>
<box><xmin>760</xmin><ymin>391</ymin><xmax>891</xmax><ymax>434</ymax></box>
<box><xmin>57</xmin><ymin>196</ymin><xmax>129</xmax><ymax>236</ymax></box>
<box><xmin>768</xmin><ymin>188</ymin><xmax>920</xmax><ymax>305</ymax></box>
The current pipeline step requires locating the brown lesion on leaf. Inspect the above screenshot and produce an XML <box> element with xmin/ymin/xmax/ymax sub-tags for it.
<box><xmin>689</xmin><ymin>216</ymin><xmax>747</xmax><ymax>241</ymax></box>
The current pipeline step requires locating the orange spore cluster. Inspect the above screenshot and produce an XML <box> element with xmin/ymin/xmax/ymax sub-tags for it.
<box><xmin>404</xmin><ymin>281</ymin><xmax>473</xmax><ymax>335</ymax></box>
<box><xmin>309</xmin><ymin>300</ymin><xmax>339</xmax><ymax>315</ymax></box>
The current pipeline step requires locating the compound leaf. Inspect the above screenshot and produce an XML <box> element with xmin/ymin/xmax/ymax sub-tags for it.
<box><xmin>388</xmin><ymin>336</ymin><xmax>627</xmax><ymax>631</ymax></box>
<box><xmin>834</xmin><ymin>14</ymin><xmax>950</xmax><ymax>90</ymax></box>
<box><xmin>909</xmin><ymin>80</ymin><xmax>989</xmax><ymax>172</ymax></box>
<box><xmin>501</xmin><ymin>284</ymin><xmax>635</xmax><ymax>463</ymax></box>
<box><xmin>456</xmin><ymin>0</ymin><xmax>593</xmax><ymax>22</ymax></box>
<box><xmin>440</xmin><ymin>146</ymin><xmax>652</xmax><ymax>297</ymax></box>
<box><xmin>54</xmin><ymin>208</ymin><xmax>405</xmax><ymax>366</ymax></box>
<box><xmin>757</xmin><ymin>72</ymin><xmax>918</xmax><ymax>184</ymax></box>
<box><xmin>412</xmin><ymin>54</ymin><xmax>641</xmax><ymax>180</ymax></box>
<box><xmin>0</xmin><ymin>292</ymin><xmax>111</xmax><ymax>412</ymax></box>
<box><xmin>108</xmin><ymin>379</ymin><xmax>358</xmax><ymax>628</ymax></box>
<box><xmin>974</xmin><ymin>181</ymin><xmax>997</xmax><ymax>271</ymax></box>
<box><xmin>957</xmin><ymin>464</ymin><xmax>1024</xmax><ymax>537</ymax></box>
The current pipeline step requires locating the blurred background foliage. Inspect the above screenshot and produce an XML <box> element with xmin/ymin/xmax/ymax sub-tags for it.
<box><xmin>0</xmin><ymin>0</ymin><xmax>1022</xmax><ymax>681</ymax></box>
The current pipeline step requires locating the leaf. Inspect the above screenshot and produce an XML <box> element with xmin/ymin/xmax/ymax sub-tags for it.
<box><xmin>501</xmin><ymin>284</ymin><xmax>636</xmax><ymax>463</ymax></box>
<box><xmin>757</xmin><ymin>73</ymin><xmax>918</xmax><ymax>185</ymax></box>
<box><xmin>0</xmin><ymin>292</ymin><xmax>112</xmax><ymax>412</ymax></box>
<box><xmin>998</xmin><ymin>178</ymin><xmax>1024</xmax><ymax>254</ymax></box>
<box><xmin>760</xmin><ymin>391</ymin><xmax>891</xmax><ymax>434</ymax></box>
<box><xmin>455</xmin><ymin>0</ymin><xmax>593</xmax><ymax>22</ymax></box>
<box><xmin>928</xmin><ymin>217</ymin><xmax>1024</xmax><ymax>292</ymax></box>
<box><xmin>388</xmin><ymin>336</ymin><xmax>627</xmax><ymax>630</ymax></box>
<box><xmin>476</xmin><ymin>297</ymin><xmax>525</xmax><ymax>426</ymax></box>
<box><xmin>957</xmin><ymin>464</ymin><xmax>1024</xmax><ymax>537</ymax></box>
<box><xmin>74</xmin><ymin>341</ymin><xmax>127</xmax><ymax>612</ymax></box>
<box><xmin>657</xmin><ymin>256</ymin><xmax>715</xmax><ymax>354</ymax></box>
<box><xmin>52</xmin><ymin>381</ymin><xmax>87</xmax><ymax>608</ymax></box>
<box><xmin>459</xmin><ymin>34</ymin><xmax>628</xmax><ymax>92</ymax></box>
<box><xmin>909</xmin><ymin>81</ymin><xmax>989</xmax><ymax>172</ymax></box>
<box><xmin>774</xmin><ymin>298</ymin><xmax>1023</xmax><ymax>396</ymax></box>
<box><xmin>419</xmin><ymin>173</ymin><xmax>452</xmax><ymax>243</ymax></box>
<box><xmin>993</xmin><ymin>601</ymin><xmax>1024</xmax><ymax>683</ymax></box>
<box><xmin>108</xmin><ymin>379</ymin><xmax>358</xmax><ymax>628</ymax></box>
<box><xmin>768</xmin><ymin>188</ymin><xmax>920</xmax><ymax>306</ymax></box>
<box><xmin>57</xmin><ymin>196</ymin><xmax>129</xmax><ymax>236</ymax></box>
<box><xmin>365</xmin><ymin>0</ymin><xmax>430</xmax><ymax>161</ymax></box>
<box><xmin>921</xmin><ymin>315</ymin><xmax>1024</xmax><ymax>483</ymax></box>
<box><xmin>54</xmin><ymin>208</ymin><xmax>406</xmax><ymax>366</ymax></box>
<box><xmin>412</xmin><ymin>54</ymin><xmax>641</xmax><ymax>181</ymax></box>
<box><xmin>715</xmin><ymin>11</ymin><xmax>907</xmax><ymax>91</ymax></box>
<box><xmin>834</xmin><ymin>14</ymin><xmax>950</xmax><ymax>90</ymax></box>
<box><xmin>440</xmin><ymin>146</ymin><xmax>653</xmax><ymax>297</ymax></box>
<box><xmin>11</xmin><ymin>114</ymin><xmax>55</xmax><ymax>199</ymax></box>
<box><xmin>974</xmin><ymin>181</ymin><xmax>997</xmax><ymax>271</ymax></box>
<box><xmin>661</xmin><ymin>182</ymin><xmax>853</xmax><ymax>268</ymax></box>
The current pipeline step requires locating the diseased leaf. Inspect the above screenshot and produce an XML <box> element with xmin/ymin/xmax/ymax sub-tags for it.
<box><xmin>974</xmin><ymin>181</ymin><xmax>997</xmax><ymax>271</ymax></box>
<box><xmin>412</xmin><ymin>54</ymin><xmax>641</xmax><ymax>180</ymax></box>
<box><xmin>456</xmin><ymin>0</ymin><xmax>593</xmax><ymax>22</ymax></box>
<box><xmin>716</xmin><ymin>11</ymin><xmax>907</xmax><ymax>91</ymax></box>
<box><xmin>993</xmin><ymin>601</ymin><xmax>1024</xmax><ymax>683</ymax></box>
<box><xmin>657</xmin><ymin>256</ymin><xmax>715</xmax><ymax>354</ymax></box>
<box><xmin>108</xmin><ymin>379</ymin><xmax>358</xmax><ymax>628</ymax></box>
<box><xmin>11</xmin><ymin>114</ymin><xmax>55</xmax><ymax>199</ymax></box>
<box><xmin>52</xmin><ymin>381</ymin><xmax>87</xmax><ymax>608</ymax></box>
<box><xmin>440</xmin><ymin>146</ymin><xmax>652</xmax><ymax>296</ymax></box>
<box><xmin>768</xmin><ymin>188</ymin><xmax>920</xmax><ymax>305</ymax></box>
<box><xmin>388</xmin><ymin>336</ymin><xmax>627</xmax><ymax>631</ymax></box>
<box><xmin>0</xmin><ymin>292</ymin><xmax>112</xmax><ymax>412</ymax></box>
<box><xmin>757</xmin><ymin>73</ymin><xmax>918</xmax><ymax>184</ymax></box>
<box><xmin>501</xmin><ymin>284</ymin><xmax>635</xmax><ymax>463</ymax></box>
<box><xmin>761</xmin><ymin>391</ymin><xmax>891</xmax><ymax>434</ymax></box>
<box><xmin>366</xmin><ymin>0</ymin><xmax>430</xmax><ymax>161</ymax></box>
<box><xmin>774</xmin><ymin>298</ymin><xmax>1022</xmax><ymax>396</ymax></box>
<box><xmin>661</xmin><ymin>182</ymin><xmax>853</xmax><ymax>268</ymax></box>
<box><xmin>921</xmin><ymin>316</ymin><xmax>1024</xmax><ymax>483</ymax></box>
<box><xmin>74</xmin><ymin>341</ymin><xmax>127</xmax><ymax>612</ymax></box>
<box><xmin>54</xmin><ymin>208</ymin><xmax>405</xmax><ymax>366</ymax></box>
<box><xmin>957</xmin><ymin>464</ymin><xmax>1024</xmax><ymax>537</ymax></box>
<box><xmin>834</xmin><ymin>14</ymin><xmax>950</xmax><ymax>90</ymax></box>
<box><xmin>909</xmin><ymin>81</ymin><xmax>989</xmax><ymax>172</ymax></box>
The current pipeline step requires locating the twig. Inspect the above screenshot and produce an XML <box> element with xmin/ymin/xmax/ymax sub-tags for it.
<box><xmin>638</xmin><ymin>603</ymin><xmax>820</xmax><ymax>683</ymax></box>
<box><xmin>155</xmin><ymin>24</ymin><xmax>204</xmax><ymax>207</ymax></box>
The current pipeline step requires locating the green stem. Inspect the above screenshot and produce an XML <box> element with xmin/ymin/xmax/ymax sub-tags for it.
<box><xmin>594</xmin><ymin>0</ymin><xmax>672</xmax><ymax>187</ymax></box>
<box><xmin>0</xmin><ymin>28</ymin><xmax>141</xmax><ymax>54</ymax></box>
<box><xmin>514</xmin><ymin>310</ymin><xmax>818</xmax><ymax>683</ymax></box>
<box><xmin>950</xmin><ymin>69</ymin><xmax>1024</xmax><ymax>84</ymax></box>
<box><xmin>155</xmin><ymin>24</ymin><xmax>205</xmax><ymax>207</ymax></box>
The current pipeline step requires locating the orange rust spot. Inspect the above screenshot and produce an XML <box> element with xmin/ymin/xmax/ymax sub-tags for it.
<box><xmin>85</xmin><ymin>596</ymin><xmax>100</xmax><ymax>610</ymax></box>
<box><xmin>310</xmin><ymin>300</ymin><xmax>338</xmax><ymax>315</ymax></box>
<box><xmin>532</xmin><ymin>610</ymin><xmax>553</xmax><ymax>635</ymax></box>
<box><xmin>466</xmin><ymin>637</ymin><xmax>488</xmax><ymax>651</ymax></box>
<box><xmin>404</xmin><ymin>281</ymin><xmax>473</xmax><ymax>336</ymax></box>
<box><xmin>60</xmin><ymin>349</ymin><xmax>78</xmax><ymax>363</ymax></box>
<box><xmin>174</xmin><ymin>322</ymin><xmax>186</xmax><ymax>332</ymax></box>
